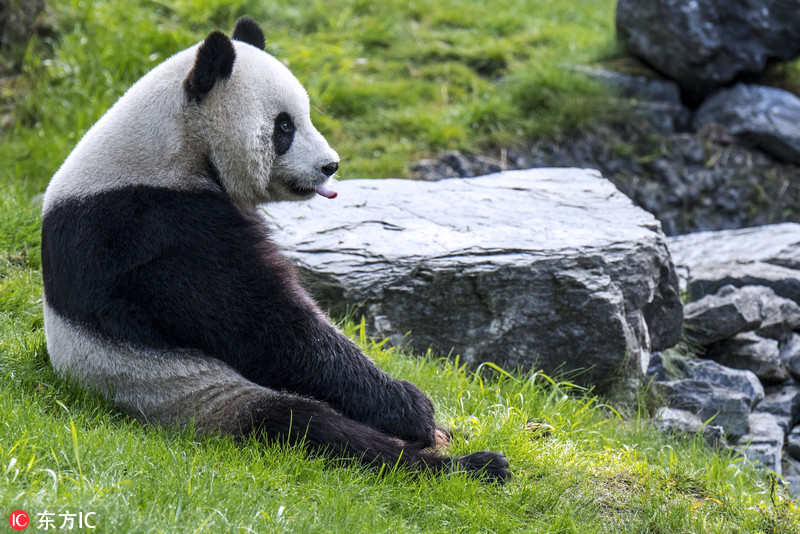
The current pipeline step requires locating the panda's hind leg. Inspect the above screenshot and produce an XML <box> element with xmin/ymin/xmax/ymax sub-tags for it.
<box><xmin>43</xmin><ymin>307</ymin><xmax>509</xmax><ymax>481</ymax></box>
<box><xmin>234</xmin><ymin>390</ymin><xmax>511</xmax><ymax>482</ymax></box>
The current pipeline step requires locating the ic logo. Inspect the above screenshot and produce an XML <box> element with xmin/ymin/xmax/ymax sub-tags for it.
<box><xmin>9</xmin><ymin>510</ymin><xmax>29</xmax><ymax>531</ymax></box>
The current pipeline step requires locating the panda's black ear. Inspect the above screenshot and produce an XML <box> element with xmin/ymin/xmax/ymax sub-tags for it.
<box><xmin>232</xmin><ymin>17</ymin><xmax>266</xmax><ymax>50</ymax></box>
<box><xmin>184</xmin><ymin>31</ymin><xmax>236</xmax><ymax>103</ymax></box>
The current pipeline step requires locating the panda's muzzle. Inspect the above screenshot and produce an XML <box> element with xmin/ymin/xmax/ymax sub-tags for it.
<box><xmin>287</xmin><ymin>183</ymin><xmax>318</xmax><ymax>197</ymax></box>
<box><xmin>283</xmin><ymin>160</ymin><xmax>340</xmax><ymax>199</ymax></box>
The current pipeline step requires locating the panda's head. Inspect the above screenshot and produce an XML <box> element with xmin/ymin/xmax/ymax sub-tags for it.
<box><xmin>184</xmin><ymin>18</ymin><xmax>339</xmax><ymax>207</ymax></box>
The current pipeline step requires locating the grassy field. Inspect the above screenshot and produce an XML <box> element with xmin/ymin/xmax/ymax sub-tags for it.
<box><xmin>2</xmin><ymin>0</ymin><xmax>800</xmax><ymax>532</ymax></box>
<box><xmin>2</xmin><ymin>0</ymin><xmax>622</xmax><ymax>190</ymax></box>
<box><xmin>3</xmin><ymin>313</ymin><xmax>800</xmax><ymax>533</ymax></box>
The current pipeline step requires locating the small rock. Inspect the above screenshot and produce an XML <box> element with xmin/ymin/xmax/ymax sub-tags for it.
<box><xmin>753</xmin><ymin>286</ymin><xmax>800</xmax><ymax>342</ymax></box>
<box><xmin>654</xmin><ymin>379</ymin><xmax>750</xmax><ymax>438</ymax></box>
<box><xmin>779</xmin><ymin>334</ymin><xmax>800</xmax><ymax>380</ymax></box>
<box><xmin>581</xmin><ymin>68</ymin><xmax>692</xmax><ymax>133</ymax></box>
<box><xmin>685</xmin><ymin>358</ymin><xmax>764</xmax><ymax>408</ymax></box>
<box><xmin>654</xmin><ymin>407</ymin><xmax>727</xmax><ymax>448</ymax></box>
<box><xmin>647</xmin><ymin>352</ymin><xmax>669</xmax><ymax>381</ymax></box>
<box><xmin>784</xmin><ymin>455</ymin><xmax>800</xmax><ymax>478</ymax></box>
<box><xmin>683</xmin><ymin>285</ymin><xmax>761</xmax><ymax>344</ymax></box>
<box><xmin>706</xmin><ymin>332</ymin><xmax>790</xmax><ymax>384</ymax></box>
<box><xmin>693</xmin><ymin>84</ymin><xmax>800</xmax><ymax>165</ymax></box>
<box><xmin>701</xmin><ymin>425</ymin><xmax>728</xmax><ymax>450</ymax></box>
<box><xmin>681</xmin><ymin>283</ymin><xmax>800</xmax><ymax>348</ymax></box>
<box><xmin>739</xmin><ymin>412</ymin><xmax>785</xmax><ymax>445</ymax></box>
<box><xmin>784</xmin><ymin>476</ymin><xmax>800</xmax><ymax>499</ymax></box>
<box><xmin>782</xmin><ymin>457</ymin><xmax>800</xmax><ymax>498</ymax></box>
<box><xmin>735</xmin><ymin>412</ymin><xmax>785</xmax><ymax>475</ymax></box>
<box><xmin>754</xmin><ymin>385</ymin><xmax>800</xmax><ymax>432</ymax></box>
<box><xmin>654</xmin><ymin>406</ymin><xmax>703</xmax><ymax>433</ymax></box>
<box><xmin>736</xmin><ymin>443</ymin><xmax>783</xmax><ymax>475</ymax></box>
<box><xmin>584</xmin><ymin>68</ymin><xmax>683</xmax><ymax>103</ymax></box>
<box><xmin>787</xmin><ymin>425</ymin><xmax>800</xmax><ymax>461</ymax></box>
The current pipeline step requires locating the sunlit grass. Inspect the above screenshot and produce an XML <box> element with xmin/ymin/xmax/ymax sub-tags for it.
<box><xmin>2</xmin><ymin>311</ymin><xmax>799</xmax><ymax>532</ymax></box>
<box><xmin>2</xmin><ymin>0</ymin><xmax>622</xmax><ymax>193</ymax></box>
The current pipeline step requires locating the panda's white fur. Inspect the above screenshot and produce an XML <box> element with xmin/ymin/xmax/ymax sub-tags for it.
<box><xmin>41</xmin><ymin>18</ymin><xmax>509</xmax><ymax>481</ymax></box>
<box><xmin>45</xmin><ymin>36</ymin><xmax>337</xmax><ymax>210</ymax></box>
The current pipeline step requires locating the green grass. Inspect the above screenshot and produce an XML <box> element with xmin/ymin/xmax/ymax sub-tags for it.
<box><xmin>3</xmin><ymin>312</ymin><xmax>800</xmax><ymax>532</ymax></box>
<box><xmin>2</xmin><ymin>0</ymin><xmax>622</xmax><ymax>190</ymax></box>
<box><xmin>3</xmin><ymin>0</ymin><xmax>800</xmax><ymax>532</ymax></box>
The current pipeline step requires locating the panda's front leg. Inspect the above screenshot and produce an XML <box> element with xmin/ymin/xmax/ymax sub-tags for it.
<box><xmin>283</xmin><ymin>323</ymin><xmax>441</xmax><ymax>448</ymax></box>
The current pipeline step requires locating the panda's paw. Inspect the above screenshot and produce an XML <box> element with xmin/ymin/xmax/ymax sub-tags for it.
<box><xmin>456</xmin><ymin>451</ymin><xmax>511</xmax><ymax>483</ymax></box>
<box><xmin>433</xmin><ymin>426</ymin><xmax>451</xmax><ymax>449</ymax></box>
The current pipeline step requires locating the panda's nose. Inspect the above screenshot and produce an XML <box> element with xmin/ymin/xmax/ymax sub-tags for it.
<box><xmin>321</xmin><ymin>161</ymin><xmax>339</xmax><ymax>177</ymax></box>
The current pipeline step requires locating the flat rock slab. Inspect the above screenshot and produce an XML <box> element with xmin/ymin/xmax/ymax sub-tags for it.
<box><xmin>669</xmin><ymin>223</ymin><xmax>800</xmax><ymax>270</ymax></box>
<box><xmin>265</xmin><ymin>169</ymin><xmax>683</xmax><ymax>389</ymax></box>
<box><xmin>668</xmin><ymin>223</ymin><xmax>800</xmax><ymax>302</ymax></box>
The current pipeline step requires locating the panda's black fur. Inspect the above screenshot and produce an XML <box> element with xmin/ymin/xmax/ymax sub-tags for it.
<box><xmin>41</xmin><ymin>18</ymin><xmax>509</xmax><ymax>482</ymax></box>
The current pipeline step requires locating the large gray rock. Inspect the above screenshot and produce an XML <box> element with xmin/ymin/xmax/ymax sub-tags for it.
<box><xmin>669</xmin><ymin>224</ymin><xmax>800</xmax><ymax>270</ymax></box>
<box><xmin>654</xmin><ymin>379</ymin><xmax>751</xmax><ymax>437</ymax></box>
<box><xmin>616</xmin><ymin>0</ymin><xmax>800</xmax><ymax>97</ymax></box>
<box><xmin>686</xmin><ymin>262</ymin><xmax>800</xmax><ymax>305</ymax></box>
<box><xmin>693</xmin><ymin>84</ymin><xmax>800</xmax><ymax>165</ymax></box>
<box><xmin>265</xmin><ymin>169</ymin><xmax>683</xmax><ymax>389</ymax></box>
<box><xmin>706</xmin><ymin>332</ymin><xmax>789</xmax><ymax>383</ymax></box>
<box><xmin>668</xmin><ymin>224</ymin><xmax>800</xmax><ymax>302</ymax></box>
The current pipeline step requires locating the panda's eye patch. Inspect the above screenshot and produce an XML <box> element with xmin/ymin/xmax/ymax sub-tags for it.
<box><xmin>275</xmin><ymin>112</ymin><xmax>295</xmax><ymax>133</ymax></box>
<box><xmin>273</xmin><ymin>112</ymin><xmax>296</xmax><ymax>156</ymax></box>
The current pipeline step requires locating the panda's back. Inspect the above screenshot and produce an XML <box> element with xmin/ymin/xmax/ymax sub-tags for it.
<box><xmin>43</xmin><ymin>46</ymin><xmax>205</xmax><ymax>211</ymax></box>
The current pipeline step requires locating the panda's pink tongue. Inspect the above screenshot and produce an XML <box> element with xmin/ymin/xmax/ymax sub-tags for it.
<box><xmin>316</xmin><ymin>185</ymin><xmax>338</xmax><ymax>199</ymax></box>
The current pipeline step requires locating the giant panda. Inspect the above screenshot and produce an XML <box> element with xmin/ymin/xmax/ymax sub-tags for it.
<box><xmin>41</xmin><ymin>17</ymin><xmax>509</xmax><ymax>482</ymax></box>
